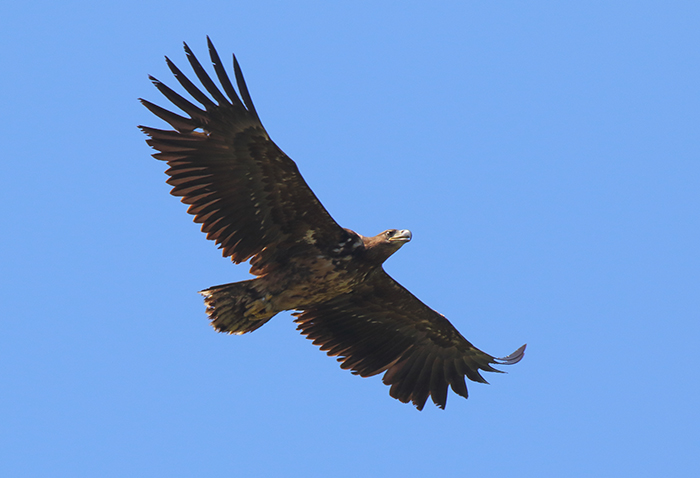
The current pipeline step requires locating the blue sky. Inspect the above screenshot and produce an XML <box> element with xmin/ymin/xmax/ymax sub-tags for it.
<box><xmin>1</xmin><ymin>1</ymin><xmax>698</xmax><ymax>476</ymax></box>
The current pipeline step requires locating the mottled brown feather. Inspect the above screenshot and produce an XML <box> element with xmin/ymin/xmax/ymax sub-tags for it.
<box><xmin>294</xmin><ymin>269</ymin><xmax>525</xmax><ymax>409</ymax></box>
<box><xmin>139</xmin><ymin>40</ymin><xmax>347</xmax><ymax>270</ymax></box>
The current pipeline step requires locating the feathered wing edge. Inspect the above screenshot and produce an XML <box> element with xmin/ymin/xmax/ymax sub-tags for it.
<box><xmin>140</xmin><ymin>37</ymin><xmax>258</xmax><ymax>133</ymax></box>
<box><xmin>293</xmin><ymin>270</ymin><xmax>526</xmax><ymax>410</ymax></box>
<box><xmin>137</xmin><ymin>38</ymin><xmax>270</xmax><ymax>263</ymax></box>
<box><xmin>139</xmin><ymin>39</ymin><xmax>347</xmax><ymax>265</ymax></box>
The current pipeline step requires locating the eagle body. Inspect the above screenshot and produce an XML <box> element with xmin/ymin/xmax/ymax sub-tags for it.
<box><xmin>141</xmin><ymin>38</ymin><xmax>525</xmax><ymax>410</ymax></box>
<box><xmin>202</xmin><ymin>228</ymin><xmax>408</xmax><ymax>334</ymax></box>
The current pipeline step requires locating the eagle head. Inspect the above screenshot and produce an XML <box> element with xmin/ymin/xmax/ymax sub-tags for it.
<box><xmin>382</xmin><ymin>229</ymin><xmax>412</xmax><ymax>245</ymax></box>
<box><xmin>362</xmin><ymin>229</ymin><xmax>412</xmax><ymax>265</ymax></box>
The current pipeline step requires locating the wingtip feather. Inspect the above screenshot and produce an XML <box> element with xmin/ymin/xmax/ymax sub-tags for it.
<box><xmin>494</xmin><ymin>344</ymin><xmax>527</xmax><ymax>365</ymax></box>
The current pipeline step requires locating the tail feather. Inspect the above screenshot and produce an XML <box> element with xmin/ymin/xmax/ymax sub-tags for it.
<box><xmin>199</xmin><ymin>279</ymin><xmax>277</xmax><ymax>334</ymax></box>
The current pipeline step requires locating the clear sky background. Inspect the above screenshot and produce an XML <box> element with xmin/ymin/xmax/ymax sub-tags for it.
<box><xmin>1</xmin><ymin>1</ymin><xmax>698</xmax><ymax>477</ymax></box>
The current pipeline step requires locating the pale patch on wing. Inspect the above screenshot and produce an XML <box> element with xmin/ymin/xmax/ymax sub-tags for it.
<box><xmin>304</xmin><ymin>230</ymin><xmax>317</xmax><ymax>244</ymax></box>
<box><xmin>332</xmin><ymin>235</ymin><xmax>360</xmax><ymax>254</ymax></box>
<box><xmin>352</xmin><ymin>236</ymin><xmax>363</xmax><ymax>249</ymax></box>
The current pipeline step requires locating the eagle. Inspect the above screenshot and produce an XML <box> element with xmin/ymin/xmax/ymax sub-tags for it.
<box><xmin>140</xmin><ymin>38</ymin><xmax>525</xmax><ymax>410</ymax></box>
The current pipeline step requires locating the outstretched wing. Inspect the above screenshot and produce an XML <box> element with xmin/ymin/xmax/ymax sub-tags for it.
<box><xmin>294</xmin><ymin>269</ymin><xmax>526</xmax><ymax>410</ymax></box>
<box><xmin>139</xmin><ymin>38</ymin><xmax>348</xmax><ymax>270</ymax></box>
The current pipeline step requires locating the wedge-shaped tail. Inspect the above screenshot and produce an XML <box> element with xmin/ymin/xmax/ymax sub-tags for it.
<box><xmin>199</xmin><ymin>279</ymin><xmax>277</xmax><ymax>334</ymax></box>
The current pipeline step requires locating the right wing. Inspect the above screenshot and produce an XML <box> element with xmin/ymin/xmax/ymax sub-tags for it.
<box><xmin>139</xmin><ymin>38</ymin><xmax>350</xmax><ymax>272</ymax></box>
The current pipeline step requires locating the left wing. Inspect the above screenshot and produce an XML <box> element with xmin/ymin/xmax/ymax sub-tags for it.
<box><xmin>294</xmin><ymin>269</ymin><xmax>525</xmax><ymax>410</ymax></box>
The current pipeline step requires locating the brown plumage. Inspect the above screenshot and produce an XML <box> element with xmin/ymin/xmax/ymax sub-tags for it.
<box><xmin>140</xmin><ymin>38</ymin><xmax>525</xmax><ymax>410</ymax></box>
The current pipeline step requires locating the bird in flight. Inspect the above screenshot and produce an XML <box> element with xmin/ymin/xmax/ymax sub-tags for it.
<box><xmin>140</xmin><ymin>38</ymin><xmax>525</xmax><ymax>410</ymax></box>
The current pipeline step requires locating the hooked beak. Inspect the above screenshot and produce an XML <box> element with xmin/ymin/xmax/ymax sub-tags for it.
<box><xmin>389</xmin><ymin>229</ymin><xmax>412</xmax><ymax>243</ymax></box>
